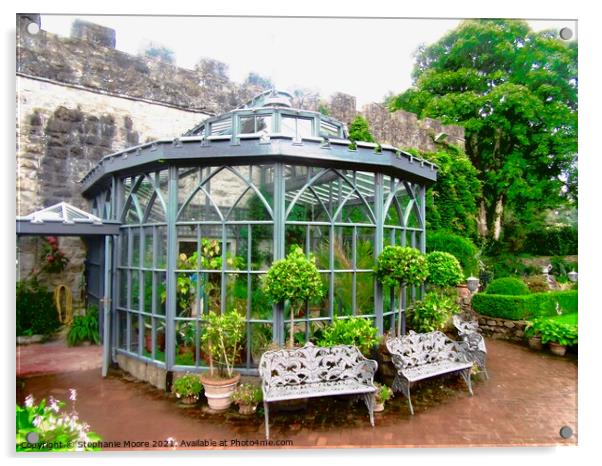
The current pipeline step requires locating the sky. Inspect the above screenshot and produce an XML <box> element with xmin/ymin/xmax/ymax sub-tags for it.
<box><xmin>39</xmin><ymin>15</ymin><xmax>577</xmax><ymax>107</ymax></box>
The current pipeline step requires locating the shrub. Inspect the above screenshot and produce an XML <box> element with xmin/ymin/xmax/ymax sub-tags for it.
<box><xmin>471</xmin><ymin>290</ymin><xmax>577</xmax><ymax>320</ymax></box>
<box><xmin>550</xmin><ymin>256</ymin><xmax>578</xmax><ymax>283</ymax></box>
<box><xmin>485</xmin><ymin>277</ymin><xmax>530</xmax><ymax>296</ymax></box>
<box><xmin>173</xmin><ymin>373</ymin><xmax>203</xmax><ymax>400</ymax></box>
<box><xmin>426</xmin><ymin>251</ymin><xmax>464</xmax><ymax>287</ymax></box>
<box><xmin>523</xmin><ymin>275</ymin><xmax>550</xmax><ymax>293</ymax></box>
<box><xmin>200</xmin><ymin>310</ymin><xmax>245</xmax><ymax>378</ymax></box>
<box><xmin>16</xmin><ymin>280</ymin><xmax>60</xmax><ymax>337</ymax></box>
<box><xmin>426</xmin><ymin>230</ymin><xmax>478</xmax><ymax>277</ymax></box>
<box><xmin>375</xmin><ymin>246</ymin><xmax>428</xmax><ymax>288</ymax></box>
<box><xmin>525</xmin><ymin>318</ymin><xmax>577</xmax><ymax>346</ymax></box>
<box><xmin>524</xmin><ymin>226</ymin><xmax>577</xmax><ymax>256</ymax></box>
<box><xmin>16</xmin><ymin>391</ymin><xmax>101</xmax><ymax>451</ymax></box>
<box><xmin>483</xmin><ymin>254</ymin><xmax>539</xmax><ymax>278</ymax></box>
<box><xmin>67</xmin><ymin>305</ymin><xmax>100</xmax><ymax>346</ymax></box>
<box><xmin>408</xmin><ymin>292</ymin><xmax>459</xmax><ymax>333</ymax></box>
<box><xmin>232</xmin><ymin>383</ymin><xmax>262</xmax><ymax>406</ymax></box>
<box><xmin>318</xmin><ymin>317</ymin><xmax>379</xmax><ymax>356</ymax></box>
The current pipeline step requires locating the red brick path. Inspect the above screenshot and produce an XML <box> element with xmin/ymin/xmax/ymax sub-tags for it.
<box><xmin>16</xmin><ymin>339</ymin><xmax>577</xmax><ymax>449</ymax></box>
<box><xmin>17</xmin><ymin>340</ymin><xmax>102</xmax><ymax>377</ymax></box>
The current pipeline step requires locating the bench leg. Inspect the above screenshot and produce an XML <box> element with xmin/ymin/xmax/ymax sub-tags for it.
<box><xmin>394</xmin><ymin>376</ymin><xmax>414</xmax><ymax>415</ymax></box>
<box><xmin>362</xmin><ymin>393</ymin><xmax>375</xmax><ymax>427</ymax></box>
<box><xmin>264</xmin><ymin>401</ymin><xmax>270</xmax><ymax>440</ymax></box>
<box><xmin>460</xmin><ymin>369</ymin><xmax>473</xmax><ymax>396</ymax></box>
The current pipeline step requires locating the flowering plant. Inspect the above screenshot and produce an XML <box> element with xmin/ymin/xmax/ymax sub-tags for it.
<box><xmin>41</xmin><ymin>236</ymin><xmax>68</xmax><ymax>273</ymax></box>
<box><xmin>173</xmin><ymin>373</ymin><xmax>203</xmax><ymax>400</ymax></box>
<box><xmin>16</xmin><ymin>389</ymin><xmax>101</xmax><ymax>451</ymax></box>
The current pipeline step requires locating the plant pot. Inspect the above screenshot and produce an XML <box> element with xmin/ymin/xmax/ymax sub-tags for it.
<box><xmin>179</xmin><ymin>395</ymin><xmax>198</xmax><ymax>405</ymax></box>
<box><xmin>457</xmin><ymin>284</ymin><xmax>471</xmax><ymax>300</ymax></box>
<box><xmin>238</xmin><ymin>403</ymin><xmax>257</xmax><ymax>415</ymax></box>
<box><xmin>144</xmin><ymin>331</ymin><xmax>166</xmax><ymax>353</ymax></box>
<box><xmin>549</xmin><ymin>342</ymin><xmax>567</xmax><ymax>356</ymax></box>
<box><xmin>528</xmin><ymin>336</ymin><xmax>543</xmax><ymax>351</ymax></box>
<box><xmin>374</xmin><ymin>401</ymin><xmax>385</xmax><ymax>413</ymax></box>
<box><xmin>200</xmin><ymin>372</ymin><xmax>241</xmax><ymax>411</ymax></box>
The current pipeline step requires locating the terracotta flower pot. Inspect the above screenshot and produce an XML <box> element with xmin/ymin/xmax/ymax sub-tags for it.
<box><xmin>374</xmin><ymin>401</ymin><xmax>385</xmax><ymax>413</ymax></box>
<box><xmin>200</xmin><ymin>372</ymin><xmax>241</xmax><ymax>411</ymax></box>
<box><xmin>238</xmin><ymin>404</ymin><xmax>257</xmax><ymax>415</ymax></box>
<box><xmin>457</xmin><ymin>284</ymin><xmax>471</xmax><ymax>300</ymax></box>
<box><xmin>549</xmin><ymin>342</ymin><xmax>567</xmax><ymax>356</ymax></box>
<box><xmin>528</xmin><ymin>336</ymin><xmax>543</xmax><ymax>351</ymax></box>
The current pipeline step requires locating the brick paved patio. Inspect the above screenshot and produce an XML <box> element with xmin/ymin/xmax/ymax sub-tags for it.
<box><xmin>16</xmin><ymin>339</ymin><xmax>577</xmax><ymax>449</ymax></box>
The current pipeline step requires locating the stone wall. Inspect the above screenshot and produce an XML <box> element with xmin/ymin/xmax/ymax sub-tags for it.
<box><xmin>474</xmin><ymin>314</ymin><xmax>529</xmax><ymax>342</ymax></box>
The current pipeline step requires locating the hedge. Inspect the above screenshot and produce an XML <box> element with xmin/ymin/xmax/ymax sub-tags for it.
<box><xmin>485</xmin><ymin>276</ymin><xmax>530</xmax><ymax>296</ymax></box>
<box><xmin>524</xmin><ymin>226</ymin><xmax>578</xmax><ymax>256</ymax></box>
<box><xmin>472</xmin><ymin>290</ymin><xmax>577</xmax><ymax>321</ymax></box>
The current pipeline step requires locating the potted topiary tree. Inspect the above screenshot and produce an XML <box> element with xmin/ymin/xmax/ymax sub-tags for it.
<box><xmin>263</xmin><ymin>245</ymin><xmax>324</xmax><ymax>348</ymax></box>
<box><xmin>199</xmin><ymin>309</ymin><xmax>245</xmax><ymax>411</ymax></box>
<box><xmin>375</xmin><ymin>246</ymin><xmax>429</xmax><ymax>336</ymax></box>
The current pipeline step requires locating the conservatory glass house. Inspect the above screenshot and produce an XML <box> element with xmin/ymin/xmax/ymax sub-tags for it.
<box><xmin>80</xmin><ymin>90</ymin><xmax>438</xmax><ymax>374</ymax></box>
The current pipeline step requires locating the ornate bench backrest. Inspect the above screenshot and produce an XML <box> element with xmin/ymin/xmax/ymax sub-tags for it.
<box><xmin>452</xmin><ymin>315</ymin><xmax>487</xmax><ymax>353</ymax></box>
<box><xmin>259</xmin><ymin>343</ymin><xmax>373</xmax><ymax>389</ymax></box>
<box><xmin>386</xmin><ymin>331</ymin><xmax>466</xmax><ymax>370</ymax></box>
<box><xmin>452</xmin><ymin>315</ymin><xmax>479</xmax><ymax>335</ymax></box>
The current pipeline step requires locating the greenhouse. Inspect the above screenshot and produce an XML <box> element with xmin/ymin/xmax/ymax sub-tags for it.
<box><xmin>78</xmin><ymin>90</ymin><xmax>438</xmax><ymax>374</ymax></box>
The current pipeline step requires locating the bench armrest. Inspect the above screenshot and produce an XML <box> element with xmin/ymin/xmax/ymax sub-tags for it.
<box><xmin>353</xmin><ymin>358</ymin><xmax>378</xmax><ymax>385</ymax></box>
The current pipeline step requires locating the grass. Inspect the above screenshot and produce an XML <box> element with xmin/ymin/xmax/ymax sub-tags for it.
<box><xmin>545</xmin><ymin>312</ymin><xmax>577</xmax><ymax>326</ymax></box>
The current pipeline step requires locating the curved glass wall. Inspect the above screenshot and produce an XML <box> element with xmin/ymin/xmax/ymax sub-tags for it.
<box><xmin>109</xmin><ymin>162</ymin><xmax>426</xmax><ymax>373</ymax></box>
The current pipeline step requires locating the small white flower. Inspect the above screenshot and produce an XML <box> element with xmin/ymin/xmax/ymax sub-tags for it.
<box><xmin>25</xmin><ymin>395</ymin><xmax>34</xmax><ymax>408</ymax></box>
<box><xmin>69</xmin><ymin>389</ymin><xmax>77</xmax><ymax>401</ymax></box>
<box><xmin>49</xmin><ymin>397</ymin><xmax>60</xmax><ymax>413</ymax></box>
<box><xmin>32</xmin><ymin>415</ymin><xmax>42</xmax><ymax>427</ymax></box>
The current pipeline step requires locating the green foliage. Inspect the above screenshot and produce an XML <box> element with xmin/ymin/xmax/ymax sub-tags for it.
<box><xmin>16</xmin><ymin>393</ymin><xmax>101</xmax><ymax>451</ymax></box>
<box><xmin>523</xmin><ymin>275</ymin><xmax>550</xmax><ymax>293</ymax></box>
<box><xmin>142</xmin><ymin>43</ymin><xmax>175</xmax><ymax>64</ymax></box>
<box><xmin>318</xmin><ymin>317</ymin><xmax>379</xmax><ymax>356</ymax></box>
<box><xmin>391</xmin><ymin>20</ymin><xmax>578</xmax><ymax>240</ymax></box>
<box><xmin>173</xmin><ymin>373</ymin><xmax>203</xmax><ymax>399</ymax></box>
<box><xmin>348</xmin><ymin>115</ymin><xmax>375</xmax><ymax>143</ymax></box>
<box><xmin>525</xmin><ymin>318</ymin><xmax>577</xmax><ymax>346</ymax></box>
<box><xmin>16</xmin><ymin>280</ymin><xmax>60</xmax><ymax>337</ymax></box>
<box><xmin>375</xmin><ymin>246</ymin><xmax>429</xmax><ymax>288</ymax></box>
<box><xmin>550</xmin><ymin>255</ymin><xmax>578</xmax><ymax>282</ymax></box>
<box><xmin>524</xmin><ymin>226</ymin><xmax>578</xmax><ymax>256</ymax></box>
<box><xmin>200</xmin><ymin>310</ymin><xmax>245</xmax><ymax>378</ymax></box>
<box><xmin>232</xmin><ymin>383</ymin><xmax>262</xmax><ymax>406</ymax></box>
<box><xmin>482</xmin><ymin>253</ymin><xmax>539</xmax><ymax>278</ymax></box>
<box><xmin>421</xmin><ymin>149</ymin><xmax>481</xmax><ymax>238</ymax></box>
<box><xmin>67</xmin><ymin>306</ymin><xmax>100</xmax><ymax>346</ymax></box>
<box><xmin>374</xmin><ymin>383</ymin><xmax>394</xmax><ymax>403</ymax></box>
<box><xmin>485</xmin><ymin>277</ymin><xmax>530</xmax><ymax>295</ymax></box>
<box><xmin>426</xmin><ymin>230</ymin><xmax>478</xmax><ymax>277</ymax></box>
<box><xmin>407</xmin><ymin>292</ymin><xmax>459</xmax><ymax>333</ymax></box>
<box><xmin>471</xmin><ymin>290</ymin><xmax>577</xmax><ymax>320</ymax></box>
<box><xmin>426</xmin><ymin>251</ymin><xmax>464</xmax><ymax>287</ymax></box>
<box><xmin>263</xmin><ymin>246</ymin><xmax>324</xmax><ymax>305</ymax></box>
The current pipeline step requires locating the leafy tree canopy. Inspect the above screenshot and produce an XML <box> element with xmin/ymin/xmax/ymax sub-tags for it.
<box><xmin>348</xmin><ymin>115</ymin><xmax>375</xmax><ymax>142</ymax></box>
<box><xmin>390</xmin><ymin>20</ymin><xmax>577</xmax><ymax>240</ymax></box>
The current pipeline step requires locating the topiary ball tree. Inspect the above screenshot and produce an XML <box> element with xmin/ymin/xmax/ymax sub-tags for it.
<box><xmin>426</xmin><ymin>251</ymin><xmax>464</xmax><ymax>288</ymax></box>
<box><xmin>375</xmin><ymin>246</ymin><xmax>429</xmax><ymax>336</ymax></box>
<box><xmin>263</xmin><ymin>245</ymin><xmax>324</xmax><ymax>347</ymax></box>
<box><xmin>484</xmin><ymin>277</ymin><xmax>530</xmax><ymax>296</ymax></box>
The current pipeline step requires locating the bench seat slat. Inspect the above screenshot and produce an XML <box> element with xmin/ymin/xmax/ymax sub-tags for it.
<box><xmin>265</xmin><ymin>380</ymin><xmax>375</xmax><ymax>402</ymax></box>
<box><xmin>402</xmin><ymin>360</ymin><xmax>472</xmax><ymax>382</ymax></box>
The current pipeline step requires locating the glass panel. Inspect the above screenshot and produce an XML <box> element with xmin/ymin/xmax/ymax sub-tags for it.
<box><xmin>320</xmin><ymin>119</ymin><xmax>340</xmax><ymax>137</ymax></box>
<box><xmin>333</xmin><ymin>273</ymin><xmax>353</xmax><ymax>316</ymax></box>
<box><xmin>230</xmin><ymin>187</ymin><xmax>271</xmax><ymax>221</ymax></box>
<box><xmin>143</xmin><ymin>271</ymin><xmax>153</xmax><ymax>313</ymax></box>
<box><xmin>309</xmin><ymin>225</ymin><xmax>330</xmax><ymax>270</ymax></box>
<box><xmin>117</xmin><ymin>310</ymin><xmax>127</xmax><ymax>349</ymax></box>
<box><xmin>131</xmin><ymin>228</ymin><xmax>140</xmax><ymax>267</ymax></box>
<box><xmin>143</xmin><ymin>227</ymin><xmax>154</xmax><ymax>268</ymax></box>
<box><xmin>197</xmin><ymin>272</ymin><xmax>221</xmax><ymax>314</ymax></box>
<box><xmin>130</xmin><ymin>313</ymin><xmax>140</xmax><ymax>353</ymax></box>
<box><xmin>175</xmin><ymin>272</ymin><xmax>196</xmax><ymax>317</ymax></box>
<box><xmin>118</xmin><ymin>270</ymin><xmax>128</xmax><ymax>308</ymax></box>
<box><xmin>285</xmin><ymin>224</ymin><xmax>306</xmax><ymax>256</ymax></box>
<box><xmin>175</xmin><ymin>320</ymin><xmax>196</xmax><ymax>365</ymax></box>
<box><xmin>251</xmin><ymin>278</ymin><xmax>272</xmax><ymax>320</ymax></box>
<box><xmin>153</xmin><ymin>272</ymin><xmax>166</xmax><ymax>316</ymax></box>
<box><xmin>225</xmin><ymin>273</ymin><xmax>248</xmax><ymax>313</ymax></box>
<box><xmin>256</xmin><ymin>115</ymin><xmax>271</xmax><ymax>132</ymax></box>
<box><xmin>209</xmin><ymin>167</ymin><xmax>249</xmax><ymax>217</ymax></box>
<box><xmin>239</xmin><ymin>116</ymin><xmax>255</xmax><ymax>134</ymax></box>
<box><xmin>250</xmin><ymin>224</ymin><xmax>273</xmax><ymax>271</ymax></box>
<box><xmin>124</xmin><ymin>195</ymin><xmax>141</xmax><ymax>224</ymax></box>
<box><xmin>131</xmin><ymin>271</ymin><xmax>140</xmax><ymax>311</ymax></box>
<box><xmin>156</xmin><ymin>226</ymin><xmax>167</xmax><ymax>269</ymax></box>
<box><xmin>281</xmin><ymin>116</ymin><xmax>296</xmax><ymax>137</ymax></box>
<box><xmin>119</xmin><ymin>231</ymin><xmax>129</xmax><ymax>266</ymax></box>
<box><xmin>297</xmin><ymin>118</ymin><xmax>313</xmax><ymax>139</ymax></box>
<box><xmin>357</xmin><ymin>228</ymin><xmax>375</xmax><ymax>266</ymax></box>
<box><xmin>210</xmin><ymin>118</ymin><xmax>232</xmax><ymax>136</ymax></box>
<box><xmin>143</xmin><ymin>315</ymin><xmax>152</xmax><ymax>356</ymax></box>
<box><xmin>333</xmin><ymin>227</ymin><xmax>353</xmax><ymax>270</ymax></box>
<box><xmin>250</xmin><ymin>323</ymin><xmax>272</xmax><ymax>365</ymax></box>
<box><xmin>356</xmin><ymin>273</ymin><xmax>375</xmax><ymax>315</ymax></box>
<box><xmin>178</xmin><ymin>186</ymin><xmax>221</xmax><ymax>222</ymax></box>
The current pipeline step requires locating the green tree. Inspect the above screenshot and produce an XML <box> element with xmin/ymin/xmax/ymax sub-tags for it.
<box><xmin>390</xmin><ymin>20</ymin><xmax>577</xmax><ymax>241</ymax></box>
<box><xmin>348</xmin><ymin>115</ymin><xmax>375</xmax><ymax>143</ymax></box>
<box><xmin>142</xmin><ymin>43</ymin><xmax>175</xmax><ymax>64</ymax></box>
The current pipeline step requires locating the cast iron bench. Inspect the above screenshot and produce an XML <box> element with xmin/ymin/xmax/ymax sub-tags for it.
<box><xmin>452</xmin><ymin>315</ymin><xmax>489</xmax><ymax>379</ymax></box>
<box><xmin>258</xmin><ymin>342</ymin><xmax>378</xmax><ymax>439</ymax></box>
<box><xmin>386</xmin><ymin>330</ymin><xmax>474</xmax><ymax>415</ymax></box>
